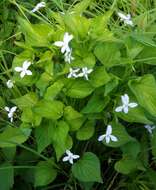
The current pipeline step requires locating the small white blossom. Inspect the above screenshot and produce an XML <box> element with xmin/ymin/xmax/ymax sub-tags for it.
<box><xmin>117</xmin><ymin>12</ymin><xmax>134</xmax><ymax>26</ymax></box>
<box><xmin>14</xmin><ymin>60</ymin><xmax>32</xmax><ymax>78</ymax></box>
<box><xmin>144</xmin><ymin>124</ymin><xmax>155</xmax><ymax>134</ymax></box>
<box><xmin>54</xmin><ymin>32</ymin><xmax>73</xmax><ymax>54</ymax></box>
<box><xmin>67</xmin><ymin>68</ymin><xmax>80</xmax><ymax>78</ymax></box>
<box><xmin>62</xmin><ymin>150</ymin><xmax>80</xmax><ymax>164</ymax></box>
<box><xmin>31</xmin><ymin>2</ymin><xmax>46</xmax><ymax>13</ymax></box>
<box><xmin>115</xmin><ymin>94</ymin><xmax>138</xmax><ymax>114</ymax></box>
<box><xmin>64</xmin><ymin>48</ymin><xmax>74</xmax><ymax>63</ymax></box>
<box><xmin>6</xmin><ymin>80</ymin><xmax>14</xmax><ymax>89</ymax></box>
<box><xmin>77</xmin><ymin>67</ymin><xmax>93</xmax><ymax>80</ymax></box>
<box><xmin>98</xmin><ymin>125</ymin><xmax>118</xmax><ymax>144</ymax></box>
<box><xmin>5</xmin><ymin>106</ymin><xmax>17</xmax><ymax>122</ymax></box>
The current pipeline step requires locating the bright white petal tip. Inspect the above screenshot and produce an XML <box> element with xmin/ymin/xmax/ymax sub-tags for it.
<box><xmin>117</xmin><ymin>12</ymin><xmax>134</xmax><ymax>26</ymax></box>
<box><xmin>62</xmin><ymin>150</ymin><xmax>80</xmax><ymax>164</ymax></box>
<box><xmin>98</xmin><ymin>125</ymin><xmax>118</xmax><ymax>144</ymax></box>
<box><xmin>6</xmin><ymin>80</ymin><xmax>14</xmax><ymax>88</ymax></box>
<box><xmin>115</xmin><ymin>94</ymin><xmax>138</xmax><ymax>114</ymax></box>
<box><xmin>14</xmin><ymin>60</ymin><xmax>32</xmax><ymax>78</ymax></box>
<box><xmin>5</xmin><ymin>106</ymin><xmax>17</xmax><ymax>122</ymax></box>
<box><xmin>31</xmin><ymin>2</ymin><xmax>46</xmax><ymax>13</ymax></box>
<box><xmin>54</xmin><ymin>32</ymin><xmax>73</xmax><ymax>54</ymax></box>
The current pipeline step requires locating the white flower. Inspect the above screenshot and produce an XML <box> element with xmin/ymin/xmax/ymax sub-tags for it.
<box><xmin>5</xmin><ymin>106</ymin><xmax>17</xmax><ymax>122</ymax></box>
<box><xmin>144</xmin><ymin>124</ymin><xmax>155</xmax><ymax>134</ymax></box>
<box><xmin>115</xmin><ymin>94</ymin><xmax>138</xmax><ymax>114</ymax></box>
<box><xmin>77</xmin><ymin>67</ymin><xmax>93</xmax><ymax>80</ymax></box>
<box><xmin>6</xmin><ymin>80</ymin><xmax>14</xmax><ymax>88</ymax></box>
<box><xmin>67</xmin><ymin>68</ymin><xmax>80</xmax><ymax>78</ymax></box>
<box><xmin>54</xmin><ymin>32</ymin><xmax>73</xmax><ymax>54</ymax></box>
<box><xmin>98</xmin><ymin>125</ymin><xmax>118</xmax><ymax>144</ymax></box>
<box><xmin>62</xmin><ymin>150</ymin><xmax>80</xmax><ymax>164</ymax></box>
<box><xmin>117</xmin><ymin>12</ymin><xmax>134</xmax><ymax>26</ymax></box>
<box><xmin>31</xmin><ymin>2</ymin><xmax>46</xmax><ymax>13</ymax></box>
<box><xmin>14</xmin><ymin>60</ymin><xmax>32</xmax><ymax>78</ymax></box>
<box><xmin>64</xmin><ymin>48</ymin><xmax>74</xmax><ymax>63</ymax></box>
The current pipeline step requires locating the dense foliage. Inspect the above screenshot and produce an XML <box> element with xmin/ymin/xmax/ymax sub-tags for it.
<box><xmin>1</xmin><ymin>0</ymin><xmax>156</xmax><ymax>189</ymax></box>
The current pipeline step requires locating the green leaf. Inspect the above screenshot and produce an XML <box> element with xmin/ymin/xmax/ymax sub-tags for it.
<box><xmin>131</xmin><ymin>32</ymin><xmax>156</xmax><ymax>47</ymax></box>
<box><xmin>147</xmin><ymin>169</ymin><xmax>156</xmax><ymax>189</ymax></box>
<box><xmin>151</xmin><ymin>130</ymin><xmax>156</xmax><ymax>158</ymax></box>
<box><xmin>64</xmin><ymin>106</ymin><xmax>84</xmax><ymax>131</ymax></box>
<box><xmin>72</xmin><ymin>152</ymin><xmax>102</xmax><ymax>183</ymax></box>
<box><xmin>36</xmin><ymin>72</ymin><xmax>52</xmax><ymax>94</ymax></box>
<box><xmin>104</xmin><ymin>76</ymin><xmax>119</xmax><ymax>96</ymax></box>
<box><xmin>121</xmin><ymin>140</ymin><xmax>141</xmax><ymax>159</ymax></box>
<box><xmin>89</xmin><ymin>12</ymin><xmax>113</xmax><ymax>41</ymax></box>
<box><xmin>52</xmin><ymin>121</ymin><xmax>70</xmax><ymax>161</ymax></box>
<box><xmin>18</xmin><ymin>17</ymin><xmax>53</xmax><ymax>47</ymax></box>
<box><xmin>21</xmin><ymin>107</ymin><xmax>42</xmax><ymax>126</ymax></box>
<box><xmin>0</xmin><ymin>96</ymin><xmax>5</xmax><ymax>108</ymax></box>
<box><xmin>64</xmin><ymin>79</ymin><xmax>94</xmax><ymax>98</ymax></box>
<box><xmin>12</xmin><ymin>50</ymin><xmax>38</xmax><ymax>86</ymax></box>
<box><xmin>76</xmin><ymin>120</ymin><xmax>95</xmax><ymax>140</ymax></box>
<box><xmin>63</xmin><ymin>15</ymin><xmax>90</xmax><ymax>38</ymax></box>
<box><xmin>72</xmin><ymin>0</ymin><xmax>93</xmax><ymax>15</ymax></box>
<box><xmin>129</xmin><ymin>74</ymin><xmax>156</xmax><ymax>118</ymax></box>
<box><xmin>0</xmin><ymin>127</ymin><xmax>31</xmax><ymax>147</ymax></box>
<box><xmin>137</xmin><ymin>46</ymin><xmax>156</xmax><ymax>65</ymax></box>
<box><xmin>12</xmin><ymin>92</ymin><xmax>38</xmax><ymax>110</ymax></box>
<box><xmin>35</xmin><ymin>160</ymin><xmax>57</xmax><ymax>187</ymax></box>
<box><xmin>0</xmin><ymin>163</ymin><xmax>14</xmax><ymax>190</ymax></box>
<box><xmin>35</xmin><ymin>120</ymin><xmax>56</xmax><ymax>153</ymax></box>
<box><xmin>116</xmin><ymin>105</ymin><xmax>152</xmax><ymax>124</ymax></box>
<box><xmin>44</xmin><ymin>81</ymin><xmax>64</xmax><ymax>101</ymax></box>
<box><xmin>89</xmin><ymin>66</ymin><xmax>110</xmax><ymax>88</ymax></box>
<box><xmin>2</xmin><ymin>147</ymin><xmax>16</xmax><ymax>161</ymax></box>
<box><xmin>33</xmin><ymin>100</ymin><xmax>64</xmax><ymax>119</ymax></box>
<box><xmin>101</xmin><ymin>122</ymin><xmax>133</xmax><ymax>147</ymax></box>
<box><xmin>94</xmin><ymin>42</ymin><xmax>121</xmax><ymax>68</ymax></box>
<box><xmin>115</xmin><ymin>157</ymin><xmax>144</xmax><ymax>174</ymax></box>
<box><xmin>81</xmin><ymin>95</ymin><xmax>109</xmax><ymax>114</ymax></box>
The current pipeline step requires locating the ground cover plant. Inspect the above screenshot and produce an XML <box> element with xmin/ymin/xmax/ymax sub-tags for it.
<box><xmin>1</xmin><ymin>0</ymin><xmax>156</xmax><ymax>189</ymax></box>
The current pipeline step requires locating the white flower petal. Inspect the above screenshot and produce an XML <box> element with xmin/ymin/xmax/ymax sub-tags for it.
<box><xmin>61</xmin><ymin>46</ymin><xmax>66</xmax><ymax>54</ymax></box>
<box><xmin>122</xmin><ymin>94</ymin><xmax>129</xmax><ymax>105</ymax></box>
<box><xmin>98</xmin><ymin>134</ymin><xmax>105</xmax><ymax>142</ymax></box>
<box><xmin>64</xmin><ymin>32</ymin><xmax>73</xmax><ymax>43</ymax></box>
<box><xmin>72</xmin><ymin>155</ymin><xmax>80</xmax><ymax>159</ymax></box>
<box><xmin>67</xmin><ymin>73</ymin><xmax>72</xmax><ymax>78</ymax></box>
<box><xmin>128</xmin><ymin>102</ymin><xmax>138</xmax><ymax>108</ymax></box>
<box><xmin>117</xmin><ymin>12</ymin><xmax>128</xmax><ymax>20</ymax></box>
<box><xmin>125</xmin><ymin>20</ymin><xmax>133</xmax><ymax>26</ymax></box>
<box><xmin>62</xmin><ymin>156</ymin><xmax>69</xmax><ymax>162</ymax></box>
<box><xmin>123</xmin><ymin>106</ymin><xmax>129</xmax><ymax>114</ymax></box>
<box><xmin>69</xmin><ymin>158</ymin><xmax>74</xmax><ymax>164</ymax></box>
<box><xmin>10</xmin><ymin>106</ymin><xmax>17</xmax><ymax>113</ymax></box>
<box><xmin>26</xmin><ymin>70</ymin><xmax>32</xmax><ymax>76</ymax></box>
<box><xmin>77</xmin><ymin>72</ymin><xmax>84</xmax><ymax>77</ymax></box>
<box><xmin>66</xmin><ymin>150</ymin><xmax>72</xmax><ymax>156</ymax></box>
<box><xmin>6</xmin><ymin>80</ymin><xmax>14</xmax><ymax>88</ymax></box>
<box><xmin>10</xmin><ymin>117</ymin><xmax>13</xmax><ymax>123</ymax></box>
<box><xmin>8</xmin><ymin>112</ymin><xmax>13</xmax><ymax>118</ymax></box>
<box><xmin>115</xmin><ymin>106</ymin><xmax>123</xmax><ymax>112</ymax></box>
<box><xmin>4</xmin><ymin>107</ymin><xmax>10</xmax><ymax>112</ymax></box>
<box><xmin>106</xmin><ymin>125</ymin><xmax>112</xmax><ymax>135</ymax></box>
<box><xmin>105</xmin><ymin>136</ymin><xmax>110</xmax><ymax>144</ymax></box>
<box><xmin>110</xmin><ymin>135</ymin><xmax>118</xmax><ymax>142</ymax></box>
<box><xmin>23</xmin><ymin>61</ymin><xmax>31</xmax><ymax>70</ymax></box>
<box><xmin>54</xmin><ymin>41</ymin><xmax>64</xmax><ymax>47</ymax></box>
<box><xmin>87</xmin><ymin>69</ymin><xmax>93</xmax><ymax>74</ymax></box>
<box><xmin>14</xmin><ymin>67</ymin><xmax>22</xmax><ymax>72</ymax></box>
<box><xmin>20</xmin><ymin>71</ymin><xmax>25</xmax><ymax>78</ymax></box>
